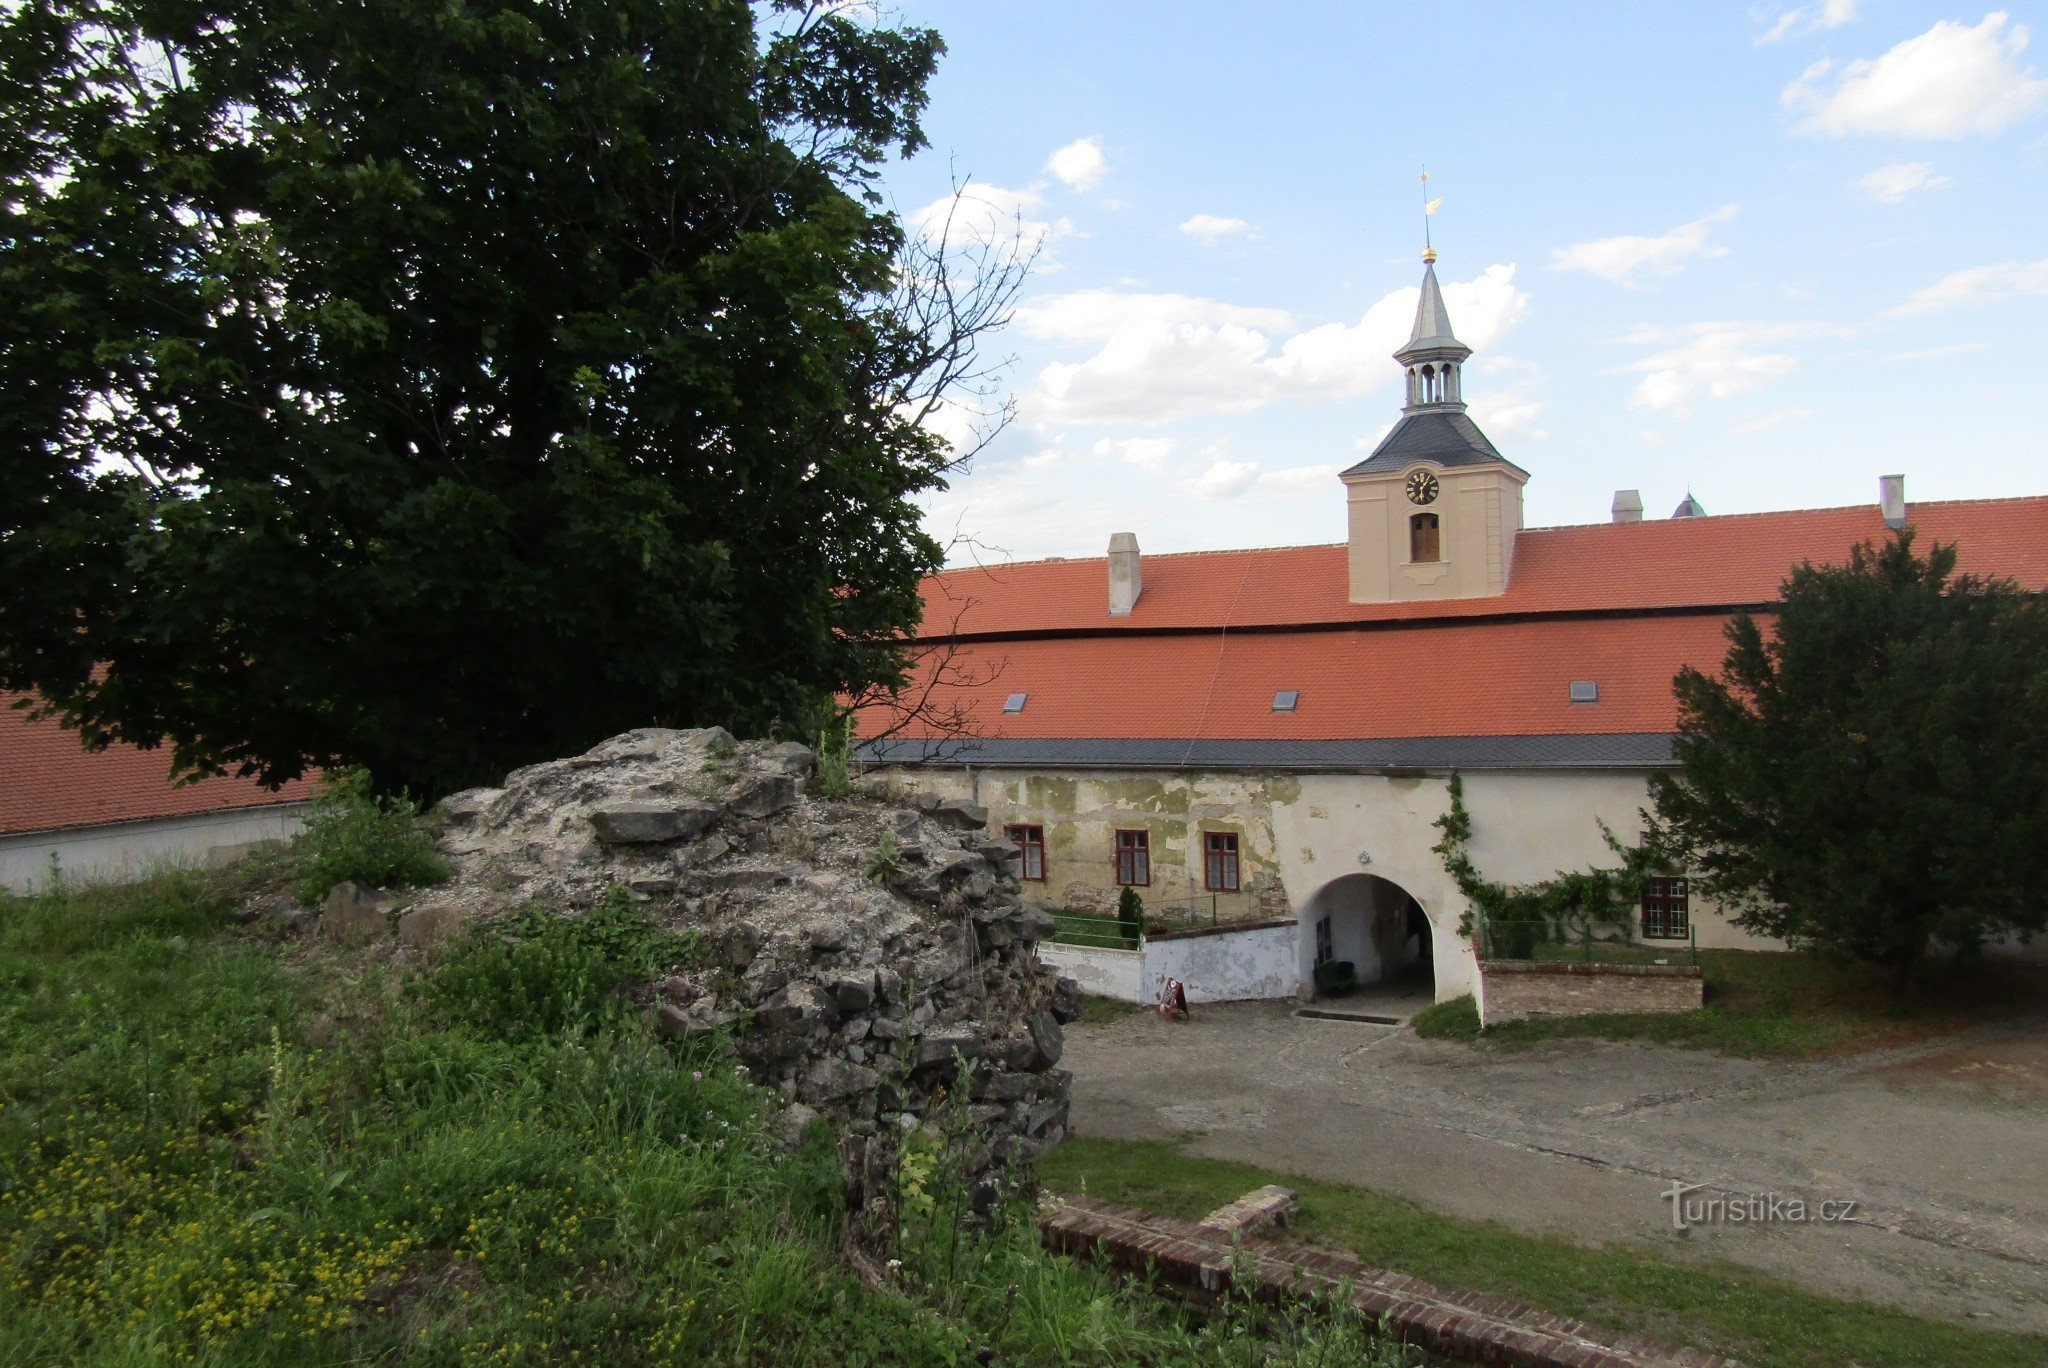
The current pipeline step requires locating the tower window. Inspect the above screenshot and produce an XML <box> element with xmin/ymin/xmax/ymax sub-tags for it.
<box><xmin>1410</xmin><ymin>512</ymin><xmax>1441</xmax><ymax>563</ymax></box>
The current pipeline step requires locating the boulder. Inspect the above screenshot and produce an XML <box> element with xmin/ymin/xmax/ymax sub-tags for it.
<box><xmin>801</xmin><ymin>1058</ymin><xmax>881</xmax><ymax>1104</ymax></box>
<box><xmin>1026</xmin><ymin>1011</ymin><xmax>1064</xmax><ymax>1069</ymax></box>
<box><xmin>588</xmin><ymin>800</ymin><xmax>718</xmax><ymax>845</ymax></box>
<box><xmin>321</xmin><ymin>881</ymin><xmax>392</xmax><ymax>943</ymax></box>
<box><xmin>761</xmin><ymin>742</ymin><xmax>816</xmax><ymax>777</ymax></box>
<box><xmin>927</xmin><ymin>798</ymin><xmax>990</xmax><ymax>833</ymax></box>
<box><xmin>396</xmin><ymin>902</ymin><xmax>467</xmax><ymax>951</ymax></box>
<box><xmin>829</xmin><ymin>971</ymin><xmax>878</xmax><ymax>1013</ymax></box>
<box><xmin>916</xmin><ymin>1026</ymin><xmax>986</xmax><ymax>1071</ymax></box>
<box><xmin>731</xmin><ymin>773</ymin><xmax>800</xmax><ymax>819</ymax></box>
<box><xmin>756</xmin><ymin>980</ymin><xmax>837</xmax><ymax>1035</ymax></box>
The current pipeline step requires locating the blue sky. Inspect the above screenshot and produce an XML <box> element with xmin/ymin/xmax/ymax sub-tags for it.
<box><xmin>873</xmin><ymin>3</ymin><xmax>2048</xmax><ymax>562</ymax></box>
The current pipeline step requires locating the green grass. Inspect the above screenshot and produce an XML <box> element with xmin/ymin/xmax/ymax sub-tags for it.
<box><xmin>1413</xmin><ymin>949</ymin><xmax>2048</xmax><ymax>1058</ymax></box>
<box><xmin>1076</xmin><ymin>995</ymin><xmax>1143</xmax><ymax>1027</ymax></box>
<box><xmin>0</xmin><ymin>868</ymin><xmax>1419</xmax><ymax>1366</ymax></box>
<box><xmin>1042</xmin><ymin>1136</ymin><xmax>2048</xmax><ymax>1368</ymax></box>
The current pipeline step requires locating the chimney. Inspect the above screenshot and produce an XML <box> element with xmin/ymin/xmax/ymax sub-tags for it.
<box><xmin>1611</xmin><ymin>490</ymin><xmax>1643</xmax><ymax>524</ymax></box>
<box><xmin>1879</xmin><ymin>474</ymin><xmax>1907</xmax><ymax>530</ymax></box>
<box><xmin>1107</xmin><ymin>532</ymin><xmax>1142</xmax><ymax>615</ymax></box>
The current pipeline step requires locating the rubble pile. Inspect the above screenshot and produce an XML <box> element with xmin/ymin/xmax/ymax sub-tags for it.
<box><xmin>377</xmin><ymin>727</ymin><xmax>1078</xmax><ymax>1201</ymax></box>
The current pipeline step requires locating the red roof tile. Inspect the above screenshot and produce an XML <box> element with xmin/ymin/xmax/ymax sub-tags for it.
<box><xmin>870</xmin><ymin>498</ymin><xmax>2048</xmax><ymax>747</ymax></box>
<box><xmin>0</xmin><ymin>696</ymin><xmax>313</xmax><ymax>837</ymax></box>
<box><xmin>916</xmin><ymin>498</ymin><xmax>2048</xmax><ymax>639</ymax></box>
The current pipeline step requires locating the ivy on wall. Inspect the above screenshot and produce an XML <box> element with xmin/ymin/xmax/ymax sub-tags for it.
<box><xmin>1430</xmin><ymin>773</ymin><xmax>1665</xmax><ymax>940</ymax></box>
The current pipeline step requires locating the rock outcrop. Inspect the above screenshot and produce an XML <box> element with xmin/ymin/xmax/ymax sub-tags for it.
<box><xmin>423</xmin><ymin>727</ymin><xmax>1080</xmax><ymax>1220</ymax></box>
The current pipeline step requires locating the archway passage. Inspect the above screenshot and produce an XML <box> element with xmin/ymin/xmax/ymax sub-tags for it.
<box><xmin>1300</xmin><ymin>873</ymin><xmax>1434</xmax><ymax>1001</ymax></box>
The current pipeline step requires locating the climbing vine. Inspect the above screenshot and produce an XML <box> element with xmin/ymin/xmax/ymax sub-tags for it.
<box><xmin>1430</xmin><ymin>773</ymin><xmax>1665</xmax><ymax>946</ymax></box>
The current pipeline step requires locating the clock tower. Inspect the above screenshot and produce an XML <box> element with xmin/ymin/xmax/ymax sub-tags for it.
<box><xmin>1340</xmin><ymin>251</ymin><xmax>1527</xmax><ymax>604</ymax></box>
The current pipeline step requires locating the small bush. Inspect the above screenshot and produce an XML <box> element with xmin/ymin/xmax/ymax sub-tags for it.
<box><xmin>1117</xmin><ymin>885</ymin><xmax>1144</xmax><ymax>949</ymax></box>
<box><xmin>1410</xmin><ymin>994</ymin><xmax>1482</xmax><ymax>1040</ymax></box>
<box><xmin>427</xmin><ymin>886</ymin><xmax>696</xmax><ymax>1040</ymax></box>
<box><xmin>284</xmin><ymin>767</ymin><xmax>449</xmax><ymax>905</ymax></box>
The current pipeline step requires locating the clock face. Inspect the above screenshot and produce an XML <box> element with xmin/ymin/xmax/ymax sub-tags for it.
<box><xmin>1406</xmin><ymin>470</ymin><xmax>1440</xmax><ymax>505</ymax></box>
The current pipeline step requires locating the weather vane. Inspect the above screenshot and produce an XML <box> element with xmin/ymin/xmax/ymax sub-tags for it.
<box><xmin>1419</xmin><ymin>167</ymin><xmax>1443</xmax><ymax>263</ymax></box>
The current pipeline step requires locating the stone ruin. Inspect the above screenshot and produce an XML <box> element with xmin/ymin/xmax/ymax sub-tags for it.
<box><xmin>325</xmin><ymin>726</ymin><xmax>1080</xmax><ymax>1237</ymax></box>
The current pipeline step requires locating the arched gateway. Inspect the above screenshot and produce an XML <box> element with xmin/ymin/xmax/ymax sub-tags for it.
<box><xmin>1297</xmin><ymin>873</ymin><xmax>1438</xmax><ymax>1001</ymax></box>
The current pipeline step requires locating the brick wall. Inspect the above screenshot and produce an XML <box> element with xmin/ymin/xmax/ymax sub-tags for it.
<box><xmin>1478</xmin><ymin>961</ymin><xmax>1703</xmax><ymax>1026</ymax></box>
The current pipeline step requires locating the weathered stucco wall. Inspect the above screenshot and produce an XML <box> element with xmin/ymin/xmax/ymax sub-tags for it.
<box><xmin>1146</xmin><ymin>921</ymin><xmax>1297</xmax><ymax>1004</ymax></box>
<box><xmin>1038</xmin><ymin>942</ymin><xmax>1142</xmax><ymax>1001</ymax></box>
<box><xmin>879</xmin><ymin>763</ymin><xmax>1777</xmax><ymax>1006</ymax></box>
<box><xmin>879</xmin><ymin>767</ymin><xmax>1295</xmax><ymax>926</ymax></box>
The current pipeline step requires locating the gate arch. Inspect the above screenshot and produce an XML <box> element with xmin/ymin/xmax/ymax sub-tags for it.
<box><xmin>1297</xmin><ymin>873</ymin><xmax>1435</xmax><ymax>999</ymax></box>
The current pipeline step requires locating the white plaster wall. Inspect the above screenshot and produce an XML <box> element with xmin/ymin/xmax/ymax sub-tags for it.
<box><xmin>1458</xmin><ymin>771</ymin><xmax>1773</xmax><ymax>952</ymax></box>
<box><xmin>1272</xmin><ymin>773</ymin><xmax>1477</xmax><ymax>1002</ymax></box>
<box><xmin>0</xmin><ymin>805</ymin><xmax>308</xmax><ymax>893</ymax></box>
<box><xmin>1145</xmin><ymin>924</ymin><xmax>1296</xmax><ymax>1005</ymax></box>
<box><xmin>1039</xmin><ymin>943</ymin><xmax>1143</xmax><ymax>1002</ymax></box>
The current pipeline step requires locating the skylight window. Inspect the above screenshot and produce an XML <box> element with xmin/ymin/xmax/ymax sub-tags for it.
<box><xmin>1569</xmin><ymin>681</ymin><xmax>1599</xmax><ymax>704</ymax></box>
<box><xmin>1003</xmin><ymin>692</ymin><xmax>1028</xmax><ymax>714</ymax></box>
<box><xmin>1272</xmin><ymin>690</ymin><xmax>1299</xmax><ymax>713</ymax></box>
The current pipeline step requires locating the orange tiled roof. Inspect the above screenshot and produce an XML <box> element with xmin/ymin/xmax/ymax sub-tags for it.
<box><xmin>914</xmin><ymin>497</ymin><xmax>2048</xmax><ymax>640</ymax></box>
<box><xmin>0</xmin><ymin>696</ymin><xmax>313</xmax><ymax>837</ymax></box>
<box><xmin>867</xmin><ymin>497</ymin><xmax>2048</xmax><ymax>753</ymax></box>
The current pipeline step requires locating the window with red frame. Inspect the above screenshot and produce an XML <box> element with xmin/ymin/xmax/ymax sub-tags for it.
<box><xmin>1641</xmin><ymin>875</ymin><xmax>1690</xmax><ymax>939</ymax></box>
<box><xmin>1113</xmin><ymin>829</ymin><xmax>1150</xmax><ymax>886</ymax></box>
<box><xmin>1204</xmin><ymin>831</ymin><xmax>1241</xmax><ymax>892</ymax></box>
<box><xmin>1005</xmin><ymin>824</ymin><xmax>1045</xmax><ymax>881</ymax></box>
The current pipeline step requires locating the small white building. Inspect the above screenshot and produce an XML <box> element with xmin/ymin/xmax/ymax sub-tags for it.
<box><xmin>860</xmin><ymin>253</ymin><xmax>2048</xmax><ymax>1004</ymax></box>
<box><xmin>0</xmin><ymin>697</ymin><xmax>310</xmax><ymax>892</ymax></box>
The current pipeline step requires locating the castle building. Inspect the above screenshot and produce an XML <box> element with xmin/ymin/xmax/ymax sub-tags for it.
<box><xmin>860</xmin><ymin>253</ymin><xmax>2048</xmax><ymax>1004</ymax></box>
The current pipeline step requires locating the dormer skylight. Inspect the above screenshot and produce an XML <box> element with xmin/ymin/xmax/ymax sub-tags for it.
<box><xmin>1003</xmin><ymin>692</ymin><xmax>1028</xmax><ymax>714</ymax></box>
<box><xmin>1272</xmin><ymin>690</ymin><xmax>1299</xmax><ymax>713</ymax></box>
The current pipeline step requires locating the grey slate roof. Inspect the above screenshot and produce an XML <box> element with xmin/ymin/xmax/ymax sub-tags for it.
<box><xmin>1397</xmin><ymin>262</ymin><xmax>1467</xmax><ymax>358</ymax></box>
<box><xmin>861</xmin><ymin>733</ymin><xmax>1678</xmax><ymax>772</ymax></box>
<box><xmin>1340</xmin><ymin>410</ymin><xmax>1526</xmax><ymax>478</ymax></box>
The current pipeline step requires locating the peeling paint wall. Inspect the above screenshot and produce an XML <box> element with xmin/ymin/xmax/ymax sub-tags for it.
<box><xmin>877</xmin><ymin>762</ymin><xmax>1780</xmax><ymax>1007</ymax></box>
<box><xmin>879</xmin><ymin>767</ymin><xmax>1296</xmax><ymax>927</ymax></box>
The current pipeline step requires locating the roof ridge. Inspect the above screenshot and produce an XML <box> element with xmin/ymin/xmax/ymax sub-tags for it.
<box><xmin>937</xmin><ymin>540</ymin><xmax>1346</xmax><ymax>574</ymax></box>
<box><xmin>1525</xmin><ymin>492</ymin><xmax>2048</xmax><ymax>534</ymax></box>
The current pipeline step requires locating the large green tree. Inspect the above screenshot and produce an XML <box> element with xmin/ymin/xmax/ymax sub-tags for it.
<box><xmin>1</xmin><ymin>0</ymin><xmax>1007</xmax><ymax>796</ymax></box>
<box><xmin>1649</xmin><ymin>531</ymin><xmax>2048</xmax><ymax>976</ymax></box>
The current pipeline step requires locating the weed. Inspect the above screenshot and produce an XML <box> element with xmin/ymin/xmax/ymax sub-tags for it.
<box><xmin>864</xmin><ymin>830</ymin><xmax>904</xmax><ymax>884</ymax></box>
<box><xmin>283</xmin><ymin>767</ymin><xmax>449</xmax><ymax>906</ymax></box>
<box><xmin>426</xmin><ymin>885</ymin><xmax>696</xmax><ymax>1040</ymax></box>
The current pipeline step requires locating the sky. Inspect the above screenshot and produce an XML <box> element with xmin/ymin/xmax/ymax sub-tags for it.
<box><xmin>871</xmin><ymin>3</ymin><xmax>2048</xmax><ymax>564</ymax></box>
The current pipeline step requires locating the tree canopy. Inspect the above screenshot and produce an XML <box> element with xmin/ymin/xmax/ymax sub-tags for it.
<box><xmin>1</xmin><ymin>0</ymin><xmax>1003</xmax><ymax>796</ymax></box>
<box><xmin>1649</xmin><ymin>530</ymin><xmax>2048</xmax><ymax>975</ymax></box>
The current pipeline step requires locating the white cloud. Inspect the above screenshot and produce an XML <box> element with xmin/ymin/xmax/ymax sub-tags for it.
<box><xmin>1618</xmin><ymin>322</ymin><xmax>1829</xmax><ymax>416</ymax></box>
<box><xmin>1015</xmin><ymin>291</ymin><xmax>1290</xmax><ymax>344</ymax></box>
<box><xmin>1888</xmin><ymin>257</ymin><xmax>2048</xmax><ymax>314</ymax></box>
<box><xmin>1021</xmin><ymin>264</ymin><xmax>1531</xmax><ymax>426</ymax></box>
<box><xmin>1179</xmin><ymin>214</ymin><xmax>1252</xmax><ymax>243</ymax></box>
<box><xmin>1045</xmin><ymin>138</ymin><xmax>1107</xmax><ymax>191</ymax></box>
<box><xmin>1182</xmin><ymin>455</ymin><xmax>1340</xmax><ymax>502</ymax></box>
<box><xmin>1756</xmin><ymin>0</ymin><xmax>1860</xmax><ymax>45</ymax></box>
<box><xmin>1549</xmin><ymin>206</ymin><xmax>1737</xmax><ymax>287</ymax></box>
<box><xmin>1092</xmin><ymin>436</ymin><xmax>1176</xmax><ymax>473</ymax></box>
<box><xmin>1727</xmin><ymin>407</ymin><xmax>1817</xmax><ymax>435</ymax></box>
<box><xmin>1855</xmin><ymin>161</ymin><xmax>1954</xmax><ymax>202</ymax></box>
<box><xmin>1469</xmin><ymin>393</ymin><xmax>1547</xmax><ymax>441</ymax></box>
<box><xmin>907</xmin><ymin>182</ymin><xmax>1069</xmax><ymax>255</ymax></box>
<box><xmin>1783</xmin><ymin>13</ymin><xmax>2048</xmax><ymax>138</ymax></box>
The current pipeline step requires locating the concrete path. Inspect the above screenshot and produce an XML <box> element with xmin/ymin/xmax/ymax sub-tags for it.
<box><xmin>1064</xmin><ymin>1000</ymin><xmax>2048</xmax><ymax>1334</ymax></box>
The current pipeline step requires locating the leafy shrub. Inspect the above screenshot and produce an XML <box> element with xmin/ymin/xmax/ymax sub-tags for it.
<box><xmin>427</xmin><ymin>886</ymin><xmax>695</xmax><ymax>1040</ymax></box>
<box><xmin>1117</xmin><ymin>885</ymin><xmax>1145</xmax><ymax>948</ymax></box>
<box><xmin>284</xmin><ymin>767</ymin><xmax>449</xmax><ymax>906</ymax></box>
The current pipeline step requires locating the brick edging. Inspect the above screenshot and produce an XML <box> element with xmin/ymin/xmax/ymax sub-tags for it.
<box><xmin>1482</xmin><ymin>960</ymin><xmax>1703</xmax><ymax>979</ymax></box>
<box><xmin>1038</xmin><ymin>1194</ymin><xmax>1741</xmax><ymax>1368</ymax></box>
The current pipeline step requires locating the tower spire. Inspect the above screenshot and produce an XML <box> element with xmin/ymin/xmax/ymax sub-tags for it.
<box><xmin>1394</xmin><ymin>252</ymin><xmax>1469</xmax><ymax>411</ymax></box>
